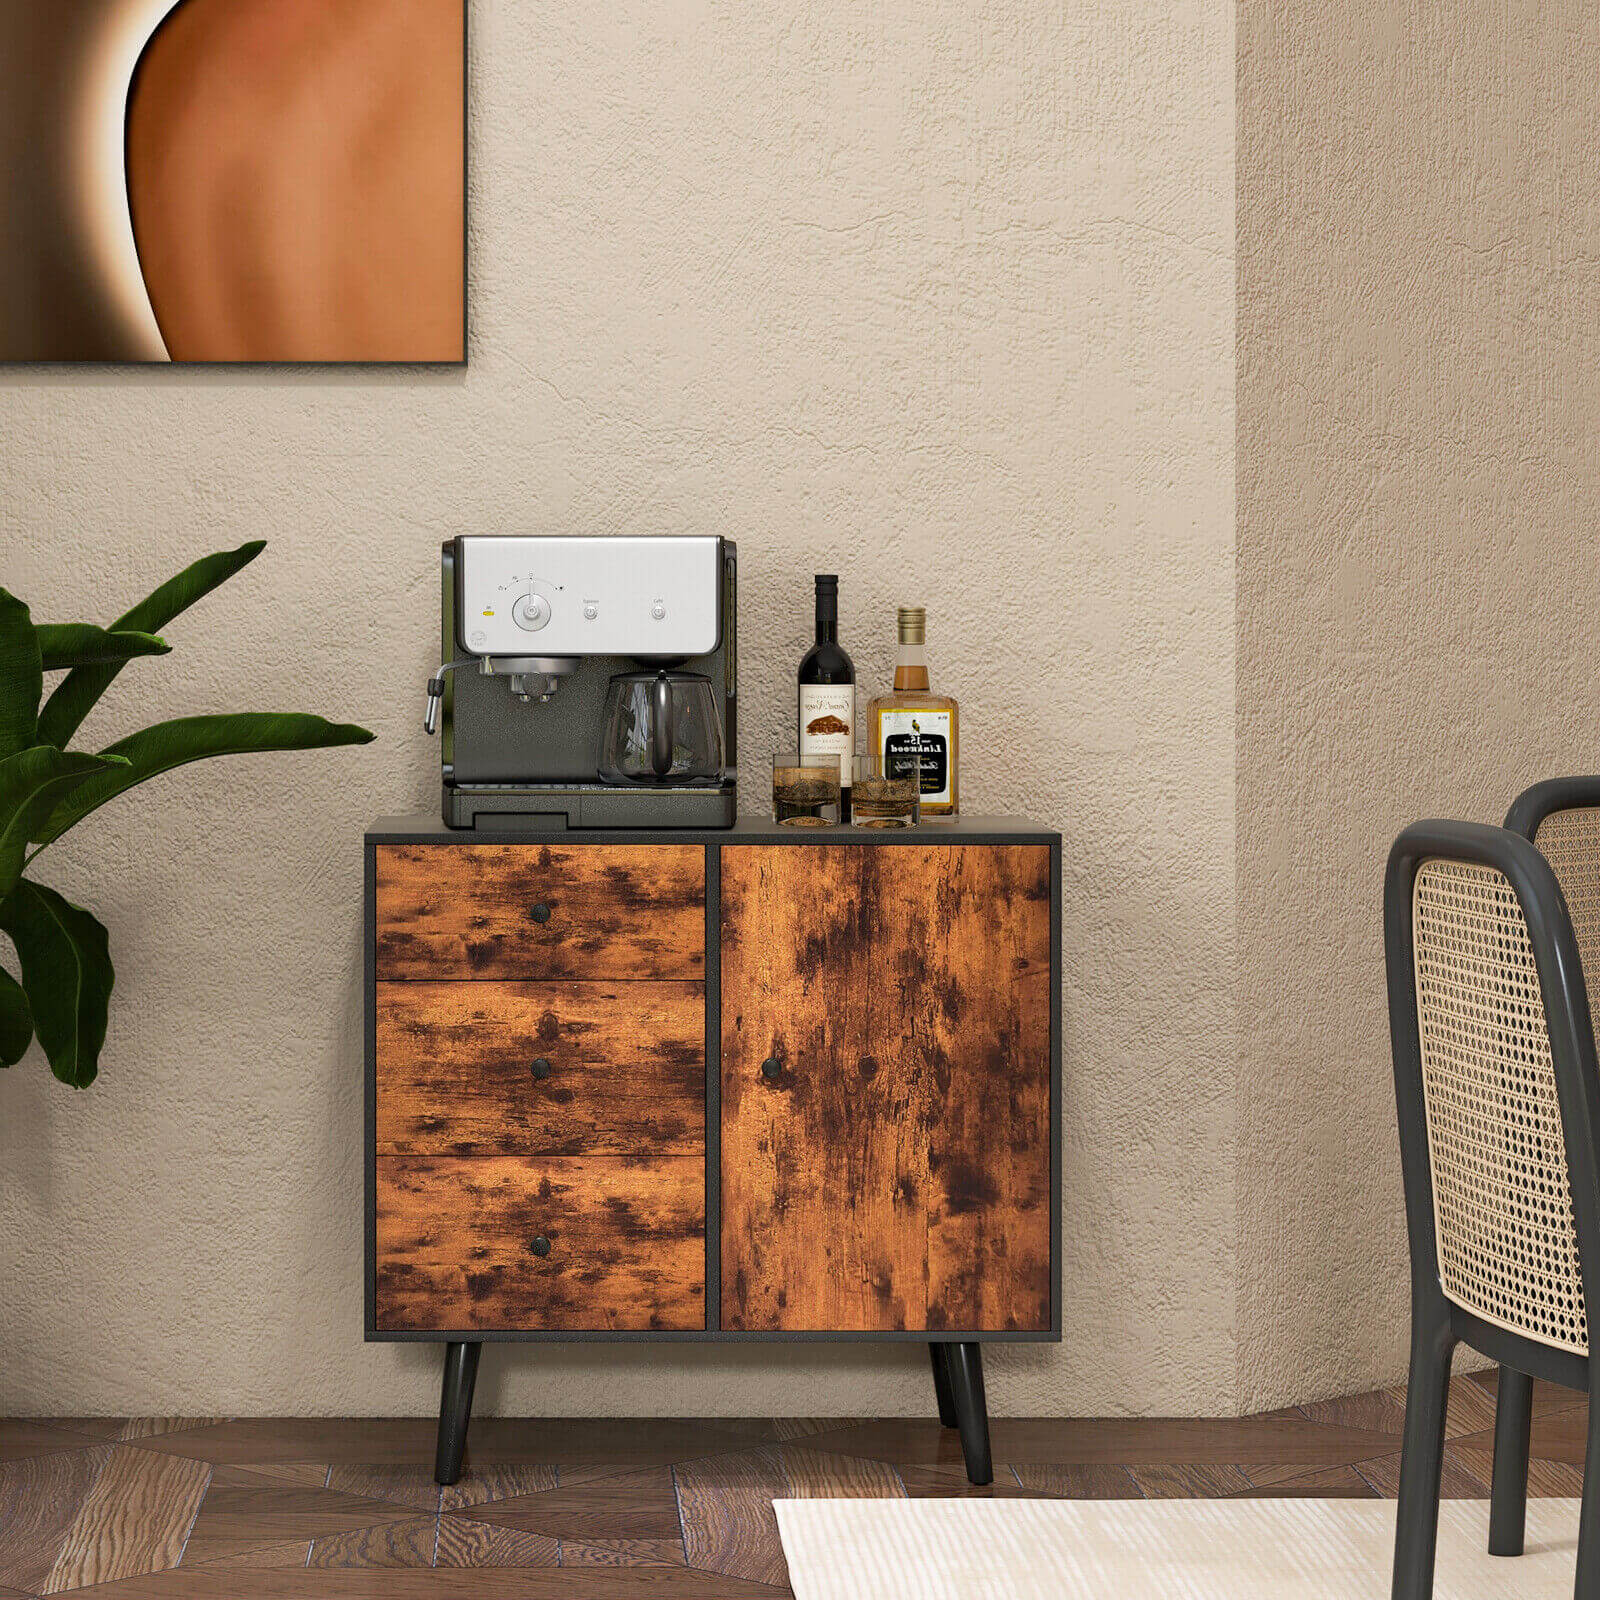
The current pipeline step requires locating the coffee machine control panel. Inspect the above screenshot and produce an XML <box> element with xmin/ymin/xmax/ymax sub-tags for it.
<box><xmin>454</xmin><ymin>536</ymin><xmax>724</xmax><ymax>659</ymax></box>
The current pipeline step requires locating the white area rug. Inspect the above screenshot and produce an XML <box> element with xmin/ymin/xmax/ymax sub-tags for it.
<box><xmin>774</xmin><ymin>1497</ymin><xmax>1583</xmax><ymax>1599</ymax></box>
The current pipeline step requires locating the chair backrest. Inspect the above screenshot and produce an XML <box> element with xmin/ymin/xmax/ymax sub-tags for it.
<box><xmin>1386</xmin><ymin>820</ymin><xmax>1600</xmax><ymax>1357</ymax></box>
<box><xmin>1506</xmin><ymin>777</ymin><xmax>1600</xmax><ymax>1000</ymax></box>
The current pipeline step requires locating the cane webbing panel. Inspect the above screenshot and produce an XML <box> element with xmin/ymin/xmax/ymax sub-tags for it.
<box><xmin>1412</xmin><ymin>858</ymin><xmax>1587</xmax><ymax>1353</ymax></box>
<box><xmin>1534</xmin><ymin>808</ymin><xmax>1600</xmax><ymax>1005</ymax></box>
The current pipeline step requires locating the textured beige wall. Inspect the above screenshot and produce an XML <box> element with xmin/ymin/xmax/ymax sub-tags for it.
<box><xmin>1236</xmin><ymin>1</ymin><xmax>1600</xmax><ymax>1407</ymax></box>
<box><xmin>0</xmin><ymin>1</ymin><xmax>1235</xmax><ymax>1415</ymax></box>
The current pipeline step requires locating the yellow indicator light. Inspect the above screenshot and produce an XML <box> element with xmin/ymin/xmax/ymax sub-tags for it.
<box><xmin>482</xmin><ymin>609</ymin><xmax>495</xmax><ymax>616</ymax></box>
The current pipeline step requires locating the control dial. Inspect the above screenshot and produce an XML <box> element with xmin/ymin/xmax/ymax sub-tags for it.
<box><xmin>512</xmin><ymin>592</ymin><xmax>551</xmax><ymax>631</ymax></box>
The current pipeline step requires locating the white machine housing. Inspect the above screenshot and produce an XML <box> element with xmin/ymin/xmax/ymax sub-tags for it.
<box><xmin>454</xmin><ymin>535</ymin><xmax>725</xmax><ymax>660</ymax></box>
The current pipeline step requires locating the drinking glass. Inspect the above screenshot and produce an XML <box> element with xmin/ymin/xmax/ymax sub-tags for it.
<box><xmin>851</xmin><ymin>753</ymin><xmax>920</xmax><ymax>828</ymax></box>
<box><xmin>772</xmin><ymin>752</ymin><xmax>841</xmax><ymax>826</ymax></box>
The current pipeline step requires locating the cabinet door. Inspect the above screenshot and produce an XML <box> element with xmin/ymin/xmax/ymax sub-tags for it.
<box><xmin>719</xmin><ymin>844</ymin><xmax>1052</xmax><ymax>1333</ymax></box>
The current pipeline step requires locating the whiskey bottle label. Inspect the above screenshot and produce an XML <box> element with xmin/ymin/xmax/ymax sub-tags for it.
<box><xmin>799</xmin><ymin>684</ymin><xmax>854</xmax><ymax>788</ymax></box>
<box><xmin>880</xmin><ymin>710</ymin><xmax>951</xmax><ymax>804</ymax></box>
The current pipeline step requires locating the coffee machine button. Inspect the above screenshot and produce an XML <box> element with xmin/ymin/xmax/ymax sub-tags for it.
<box><xmin>583</xmin><ymin>601</ymin><xmax>599</xmax><ymax>621</ymax></box>
<box><xmin>512</xmin><ymin>593</ymin><xmax>551</xmax><ymax>631</ymax></box>
<box><xmin>651</xmin><ymin>600</ymin><xmax>667</xmax><ymax>621</ymax></box>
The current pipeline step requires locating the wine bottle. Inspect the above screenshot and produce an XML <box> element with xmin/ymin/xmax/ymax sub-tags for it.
<box><xmin>798</xmin><ymin>574</ymin><xmax>855</xmax><ymax>821</ymax></box>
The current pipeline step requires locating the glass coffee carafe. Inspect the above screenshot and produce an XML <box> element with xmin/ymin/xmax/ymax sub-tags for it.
<box><xmin>598</xmin><ymin>670</ymin><xmax>726</xmax><ymax>786</ymax></box>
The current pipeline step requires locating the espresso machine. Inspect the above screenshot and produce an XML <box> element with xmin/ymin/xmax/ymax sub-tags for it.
<box><xmin>426</xmin><ymin>535</ymin><xmax>737</xmax><ymax>829</ymax></box>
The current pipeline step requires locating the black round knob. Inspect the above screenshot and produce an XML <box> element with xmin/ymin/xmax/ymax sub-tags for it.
<box><xmin>530</xmin><ymin>1058</ymin><xmax>552</xmax><ymax>1081</ymax></box>
<box><xmin>531</xmin><ymin>903</ymin><xmax>552</xmax><ymax>924</ymax></box>
<box><xmin>761</xmin><ymin>1058</ymin><xmax>782</xmax><ymax>1081</ymax></box>
<box><xmin>531</xmin><ymin>1236</ymin><xmax>552</xmax><ymax>1258</ymax></box>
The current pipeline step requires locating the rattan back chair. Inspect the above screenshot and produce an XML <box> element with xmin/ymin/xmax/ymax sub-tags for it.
<box><xmin>1508</xmin><ymin>779</ymin><xmax>1600</xmax><ymax>992</ymax></box>
<box><xmin>1482</xmin><ymin>778</ymin><xmax>1600</xmax><ymax>1565</ymax></box>
<box><xmin>1386</xmin><ymin>819</ymin><xmax>1600</xmax><ymax>1600</ymax></box>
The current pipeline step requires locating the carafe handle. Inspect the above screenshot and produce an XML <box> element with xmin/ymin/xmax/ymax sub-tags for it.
<box><xmin>651</xmin><ymin>671</ymin><xmax>675</xmax><ymax>777</ymax></box>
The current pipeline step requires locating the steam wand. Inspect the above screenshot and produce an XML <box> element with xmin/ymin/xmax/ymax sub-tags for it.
<box><xmin>424</xmin><ymin>660</ymin><xmax>480</xmax><ymax>735</ymax></box>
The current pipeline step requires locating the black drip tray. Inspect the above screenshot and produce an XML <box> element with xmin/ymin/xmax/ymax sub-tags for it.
<box><xmin>444</xmin><ymin>783</ymin><xmax>736</xmax><ymax>831</ymax></box>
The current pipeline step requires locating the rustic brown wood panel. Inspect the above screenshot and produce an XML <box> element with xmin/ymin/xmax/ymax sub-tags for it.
<box><xmin>719</xmin><ymin>844</ymin><xmax>1051</xmax><ymax>1332</ymax></box>
<box><xmin>375</xmin><ymin>1157</ymin><xmax>704</xmax><ymax>1332</ymax></box>
<box><xmin>374</xmin><ymin>844</ymin><xmax>705</xmax><ymax>981</ymax></box>
<box><xmin>375</xmin><ymin>981</ymin><xmax>705</xmax><ymax>1157</ymax></box>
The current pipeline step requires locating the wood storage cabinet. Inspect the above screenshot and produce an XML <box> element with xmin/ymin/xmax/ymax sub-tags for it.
<box><xmin>365</xmin><ymin>817</ymin><xmax>1060</xmax><ymax>1484</ymax></box>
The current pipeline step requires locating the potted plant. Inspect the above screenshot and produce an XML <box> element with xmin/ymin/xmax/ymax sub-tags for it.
<box><xmin>0</xmin><ymin>540</ymin><xmax>373</xmax><ymax>1085</ymax></box>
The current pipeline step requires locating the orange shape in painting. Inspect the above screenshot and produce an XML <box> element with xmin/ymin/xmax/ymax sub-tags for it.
<box><xmin>126</xmin><ymin>0</ymin><xmax>465</xmax><ymax>362</ymax></box>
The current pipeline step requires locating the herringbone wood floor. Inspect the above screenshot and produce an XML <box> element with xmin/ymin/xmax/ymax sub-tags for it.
<box><xmin>0</xmin><ymin>1367</ymin><xmax>1585</xmax><ymax>1597</ymax></box>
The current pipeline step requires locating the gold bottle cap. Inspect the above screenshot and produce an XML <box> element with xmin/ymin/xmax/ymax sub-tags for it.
<box><xmin>897</xmin><ymin>607</ymin><xmax>926</xmax><ymax>645</ymax></box>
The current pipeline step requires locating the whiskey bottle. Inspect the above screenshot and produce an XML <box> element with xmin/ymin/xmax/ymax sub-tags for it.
<box><xmin>798</xmin><ymin>574</ymin><xmax>855</xmax><ymax>820</ymax></box>
<box><xmin>867</xmin><ymin>607</ymin><xmax>959</xmax><ymax>816</ymax></box>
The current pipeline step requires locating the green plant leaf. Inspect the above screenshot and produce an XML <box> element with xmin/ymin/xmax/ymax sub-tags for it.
<box><xmin>33</xmin><ymin>714</ymin><xmax>374</xmax><ymax>846</ymax></box>
<box><xmin>0</xmin><ymin>880</ymin><xmax>112</xmax><ymax>1087</ymax></box>
<box><xmin>37</xmin><ymin>540</ymin><xmax>266</xmax><ymax>749</ymax></box>
<box><xmin>0</xmin><ymin>963</ymin><xmax>31</xmax><ymax>1066</ymax></box>
<box><xmin>0</xmin><ymin>590</ymin><xmax>42</xmax><ymax>761</ymax></box>
<box><xmin>36</xmin><ymin>625</ymin><xmax>171</xmax><ymax>671</ymax></box>
<box><xmin>0</xmin><ymin>746</ymin><xmax>129</xmax><ymax>901</ymax></box>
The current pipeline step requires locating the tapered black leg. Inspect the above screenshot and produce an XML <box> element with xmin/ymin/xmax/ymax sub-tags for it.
<box><xmin>1488</xmin><ymin>1366</ymin><xmax>1533</xmax><ymax>1556</ymax></box>
<box><xmin>434</xmin><ymin>1341</ymin><xmax>481</xmax><ymax>1486</ymax></box>
<box><xmin>930</xmin><ymin>1344</ymin><xmax>958</xmax><ymax>1427</ymax></box>
<box><xmin>944</xmin><ymin>1341</ymin><xmax>993</xmax><ymax>1486</ymax></box>
<box><xmin>1576</xmin><ymin>1399</ymin><xmax>1600</xmax><ymax>1599</ymax></box>
<box><xmin>1391</xmin><ymin>1311</ymin><xmax>1453</xmax><ymax>1600</ymax></box>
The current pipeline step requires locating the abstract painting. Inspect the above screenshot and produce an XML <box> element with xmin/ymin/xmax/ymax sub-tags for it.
<box><xmin>0</xmin><ymin>0</ymin><xmax>466</xmax><ymax>363</ymax></box>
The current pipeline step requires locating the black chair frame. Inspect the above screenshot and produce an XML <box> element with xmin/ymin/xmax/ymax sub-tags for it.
<box><xmin>1490</xmin><ymin>778</ymin><xmax>1600</xmax><ymax>1558</ymax></box>
<box><xmin>1388</xmin><ymin>819</ymin><xmax>1600</xmax><ymax>1599</ymax></box>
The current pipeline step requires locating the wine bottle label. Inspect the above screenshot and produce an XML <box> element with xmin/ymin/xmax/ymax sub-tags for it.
<box><xmin>880</xmin><ymin>710</ymin><xmax>952</xmax><ymax>803</ymax></box>
<box><xmin>799</xmin><ymin>684</ymin><xmax>854</xmax><ymax>787</ymax></box>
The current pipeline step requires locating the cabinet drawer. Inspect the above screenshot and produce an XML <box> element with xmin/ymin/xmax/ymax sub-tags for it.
<box><xmin>375</xmin><ymin>980</ymin><xmax>705</xmax><ymax>1156</ymax></box>
<box><xmin>374</xmin><ymin>1156</ymin><xmax>704</xmax><ymax>1332</ymax></box>
<box><xmin>374</xmin><ymin>844</ymin><xmax>705</xmax><ymax>980</ymax></box>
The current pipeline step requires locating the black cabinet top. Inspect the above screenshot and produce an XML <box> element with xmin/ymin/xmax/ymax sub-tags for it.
<box><xmin>367</xmin><ymin>814</ymin><xmax>1060</xmax><ymax>846</ymax></box>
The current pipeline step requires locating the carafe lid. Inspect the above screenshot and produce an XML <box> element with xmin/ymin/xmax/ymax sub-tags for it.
<box><xmin>607</xmin><ymin>668</ymin><xmax>713</xmax><ymax>685</ymax></box>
